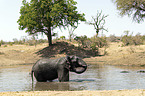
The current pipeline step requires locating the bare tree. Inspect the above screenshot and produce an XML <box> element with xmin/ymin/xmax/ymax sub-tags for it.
<box><xmin>87</xmin><ymin>10</ymin><xmax>108</xmax><ymax>37</ymax></box>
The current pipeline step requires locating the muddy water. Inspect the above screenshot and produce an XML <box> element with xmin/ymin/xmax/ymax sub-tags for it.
<box><xmin>0</xmin><ymin>64</ymin><xmax>145</xmax><ymax>92</ymax></box>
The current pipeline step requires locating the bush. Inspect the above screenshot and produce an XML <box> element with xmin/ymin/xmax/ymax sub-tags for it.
<box><xmin>4</xmin><ymin>45</ymin><xmax>7</xmax><ymax>47</ymax></box>
<box><xmin>38</xmin><ymin>39</ymin><xmax>47</xmax><ymax>43</ymax></box>
<box><xmin>90</xmin><ymin>36</ymin><xmax>108</xmax><ymax>48</ymax></box>
<box><xmin>142</xmin><ymin>35</ymin><xmax>145</xmax><ymax>41</ymax></box>
<box><xmin>8</xmin><ymin>42</ymin><xmax>14</xmax><ymax>46</ymax></box>
<box><xmin>74</xmin><ymin>35</ymin><xmax>88</xmax><ymax>48</ymax></box>
<box><xmin>108</xmin><ymin>34</ymin><xmax>121</xmax><ymax>42</ymax></box>
<box><xmin>60</xmin><ymin>36</ymin><xmax>66</xmax><ymax>40</ymax></box>
<box><xmin>121</xmin><ymin>31</ymin><xmax>143</xmax><ymax>46</ymax></box>
<box><xmin>74</xmin><ymin>35</ymin><xmax>108</xmax><ymax>53</ymax></box>
<box><xmin>132</xmin><ymin>33</ymin><xmax>143</xmax><ymax>45</ymax></box>
<box><xmin>96</xmin><ymin>36</ymin><xmax>108</xmax><ymax>48</ymax></box>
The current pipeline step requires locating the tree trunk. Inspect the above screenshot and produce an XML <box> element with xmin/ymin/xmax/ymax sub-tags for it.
<box><xmin>46</xmin><ymin>26</ymin><xmax>52</xmax><ymax>46</ymax></box>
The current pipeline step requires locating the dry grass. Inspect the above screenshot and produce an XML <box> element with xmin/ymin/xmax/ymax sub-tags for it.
<box><xmin>0</xmin><ymin>43</ymin><xmax>48</xmax><ymax>66</ymax></box>
<box><xmin>95</xmin><ymin>42</ymin><xmax>145</xmax><ymax>66</ymax></box>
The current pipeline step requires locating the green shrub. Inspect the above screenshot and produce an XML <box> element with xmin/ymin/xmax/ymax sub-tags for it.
<box><xmin>60</xmin><ymin>36</ymin><xmax>66</xmax><ymax>40</ymax></box>
<box><xmin>4</xmin><ymin>45</ymin><xmax>7</xmax><ymax>47</ymax></box>
<box><xmin>74</xmin><ymin>35</ymin><xmax>108</xmax><ymax>52</ymax></box>
<box><xmin>8</xmin><ymin>42</ymin><xmax>14</xmax><ymax>46</ymax></box>
<box><xmin>91</xmin><ymin>43</ymin><xmax>98</xmax><ymax>51</ymax></box>
<box><xmin>90</xmin><ymin>36</ymin><xmax>108</xmax><ymax>48</ymax></box>
<box><xmin>74</xmin><ymin>35</ymin><xmax>88</xmax><ymax>48</ymax></box>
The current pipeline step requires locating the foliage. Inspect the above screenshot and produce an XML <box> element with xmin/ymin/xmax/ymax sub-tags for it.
<box><xmin>90</xmin><ymin>36</ymin><xmax>108</xmax><ymax>48</ymax></box>
<box><xmin>4</xmin><ymin>45</ymin><xmax>7</xmax><ymax>47</ymax></box>
<box><xmin>113</xmin><ymin>0</ymin><xmax>145</xmax><ymax>23</ymax></box>
<box><xmin>142</xmin><ymin>35</ymin><xmax>145</xmax><ymax>42</ymax></box>
<box><xmin>17</xmin><ymin>0</ymin><xmax>86</xmax><ymax>46</ymax></box>
<box><xmin>74</xmin><ymin>35</ymin><xmax>88</xmax><ymax>48</ymax></box>
<box><xmin>87</xmin><ymin>10</ymin><xmax>108</xmax><ymax>36</ymax></box>
<box><xmin>60</xmin><ymin>36</ymin><xmax>66</xmax><ymax>40</ymax></box>
<box><xmin>8</xmin><ymin>42</ymin><xmax>14</xmax><ymax>46</ymax></box>
<box><xmin>74</xmin><ymin>35</ymin><xmax>108</xmax><ymax>52</ymax></box>
<box><xmin>121</xmin><ymin>31</ymin><xmax>144</xmax><ymax>46</ymax></box>
<box><xmin>0</xmin><ymin>40</ymin><xmax>5</xmax><ymax>47</ymax></box>
<box><xmin>0</xmin><ymin>40</ymin><xmax>5</xmax><ymax>45</ymax></box>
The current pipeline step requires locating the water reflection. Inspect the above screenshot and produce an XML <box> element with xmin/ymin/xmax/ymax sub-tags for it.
<box><xmin>0</xmin><ymin>64</ymin><xmax>145</xmax><ymax>92</ymax></box>
<box><xmin>32</xmin><ymin>79</ymin><xmax>95</xmax><ymax>91</ymax></box>
<box><xmin>34</xmin><ymin>82</ymin><xmax>70</xmax><ymax>91</ymax></box>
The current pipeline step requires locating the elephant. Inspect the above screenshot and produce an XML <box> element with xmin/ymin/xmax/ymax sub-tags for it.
<box><xmin>31</xmin><ymin>55</ymin><xmax>87</xmax><ymax>82</ymax></box>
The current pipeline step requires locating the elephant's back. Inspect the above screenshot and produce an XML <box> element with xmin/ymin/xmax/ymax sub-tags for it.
<box><xmin>33</xmin><ymin>58</ymin><xmax>58</xmax><ymax>70</ymax></box>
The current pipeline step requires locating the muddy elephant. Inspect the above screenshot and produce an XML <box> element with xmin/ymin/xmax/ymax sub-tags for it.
<box><xmin>31</xmin><ymin>56</ymin><xmax>87</xmax><ymax>82</ymax></box>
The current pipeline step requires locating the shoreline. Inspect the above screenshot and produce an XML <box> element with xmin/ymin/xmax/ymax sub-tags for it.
<box><xmin>1</xmin><ymin>89</ymin><xmax>145</xmax><ymax>96</ymax></box>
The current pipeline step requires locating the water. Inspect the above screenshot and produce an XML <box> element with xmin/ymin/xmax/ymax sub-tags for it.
<box><xmin>0</xmin><ymin>64</ymin><xmax>145</xmax><ymax>92</ymax></box>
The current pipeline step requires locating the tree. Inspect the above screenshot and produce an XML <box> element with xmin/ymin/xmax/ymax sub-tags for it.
<box><xmin>113</xmin><ymin>0</ymin><xmax>145</xmax><ymax>23</ymax></box>
<box><xmin>17</xmin><ymin>0</ymin><xmax>86</xmax><ymax>46</ymax></box>
<box><xmin>87</xmin><ymin>10</ymin><xmax>108</xmax><ymax>37</ymax></box>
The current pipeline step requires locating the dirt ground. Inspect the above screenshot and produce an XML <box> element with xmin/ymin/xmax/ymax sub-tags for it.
<box><xmin>0</xmin><ymin>42</ymin><xmax>145</xmax><ymax>66</ymax></box>
<box><xmin>0</xmin><ymin>41</ymin><xmax>145</xmax><ymax>95</ymax></box>
<box><xmin>85</xmin><ymin>42</ymin><xmax>145</xmax><ymax>66</ymax></box>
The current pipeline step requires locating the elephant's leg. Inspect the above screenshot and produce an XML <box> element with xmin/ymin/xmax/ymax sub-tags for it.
<box><xmin>58</xmin><ymin>67</ymin><xmax>69</xmax><ymax>82</ymax></box>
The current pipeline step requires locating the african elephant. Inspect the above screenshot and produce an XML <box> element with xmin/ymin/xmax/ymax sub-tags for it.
<box><xmin>31</xmin><ymin>56</ymin><xmax>87</xmax><ymax>82</ymax></box>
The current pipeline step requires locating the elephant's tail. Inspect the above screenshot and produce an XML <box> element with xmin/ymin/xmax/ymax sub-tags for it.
<box><xmin>31</xmin><ymin>70</ymin><xmax>34</xmax><ymax>82</ymax></box>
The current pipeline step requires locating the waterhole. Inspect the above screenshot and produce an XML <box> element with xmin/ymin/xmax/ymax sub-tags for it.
<box><xmin>0</xmin><ymin>64</ymin><xmax>145</xmax><ymax>92</ymax></box>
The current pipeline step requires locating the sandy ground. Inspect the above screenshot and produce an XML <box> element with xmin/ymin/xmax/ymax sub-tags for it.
<box><xmin>0</xmin><ymin>42</ymin><xmax>145</xmax><ymax>66</ymax></box>
<box><xmin>0</xmin><ymin>42</ymin><xmax>145</xmax><ymax>95</ymax></box>
<box><xmin>0</xmin><ymin>89</ymin><xmax>145</xmax><ymax>96</ymax></box>
<box><xmin>0</xmin><ymin>44</ymin><xmax>47</xmax><ymax>66</ymax></box>
<box><xmin>85</xmin><ymin>42</ymin><xmax>145</xmax><ymax>66</ymax></box>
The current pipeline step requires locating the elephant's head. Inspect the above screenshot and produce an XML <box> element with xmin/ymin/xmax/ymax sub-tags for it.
<box><xmin>66</xmin><ymin>56</ymin><xmax>87</xmax><ymax>74</ymax></box>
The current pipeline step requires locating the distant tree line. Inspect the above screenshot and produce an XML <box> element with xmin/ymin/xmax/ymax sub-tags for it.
<box><xmin>0</xmin><ymin>31</ymin><xmax>145</xmax><ymax>48</ymax></box>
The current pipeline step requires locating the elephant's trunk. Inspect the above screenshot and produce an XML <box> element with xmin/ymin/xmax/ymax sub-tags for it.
<box><xmin>74</xmin><ymin>65</ymin><xmax>87</xmax><ymax>74</ymax></box>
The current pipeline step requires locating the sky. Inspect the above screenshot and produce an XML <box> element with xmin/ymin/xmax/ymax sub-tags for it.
<box><xmin>0</xmin><ymin>0</ymin><xmax>145</xmax><ymax>42</ymax></box>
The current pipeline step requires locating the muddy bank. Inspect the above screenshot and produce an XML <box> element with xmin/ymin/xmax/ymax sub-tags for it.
<box><xmin>1</xmin><ymin>89</ymin><xmax>145</xmax><ymax>96</ymax></box>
